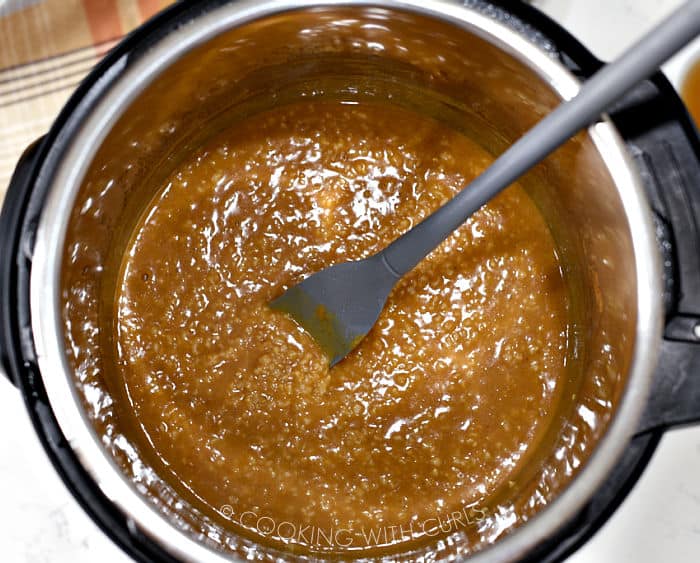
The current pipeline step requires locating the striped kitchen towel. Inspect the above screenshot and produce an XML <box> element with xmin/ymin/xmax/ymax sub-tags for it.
<box><xmin>0</xmin><ymin>0</ymin><xmax>174</xmax><ymax>200</ymax></box>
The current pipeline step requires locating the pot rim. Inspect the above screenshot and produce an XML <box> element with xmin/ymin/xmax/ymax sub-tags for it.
<box><xmin>28</xmin><ymin>1</ymin><xmax>663</xmax><ymax>561</ymax></box>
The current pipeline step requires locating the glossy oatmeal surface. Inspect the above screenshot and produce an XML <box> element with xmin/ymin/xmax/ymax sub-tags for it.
<box><xmin>115</xmin><ymin>101</ymin><xmax>569</xmax><ymax>553</ymax></box>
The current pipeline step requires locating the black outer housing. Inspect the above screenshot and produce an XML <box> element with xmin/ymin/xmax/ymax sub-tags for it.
<box><xmin>1</xmin><ymin>1</ymin><xmax>699</xmax><ymax>562</ymax></box>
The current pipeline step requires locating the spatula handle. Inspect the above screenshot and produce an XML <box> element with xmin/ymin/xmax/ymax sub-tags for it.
<box><xmin>381</xmin><ymin>0</ymin><xmax>700</xmax><ymax>277</ymax></box>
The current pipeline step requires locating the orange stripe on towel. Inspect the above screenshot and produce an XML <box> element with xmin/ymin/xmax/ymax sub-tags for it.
<box><xmin>138</xmin><ymin>0</ymin><xmax>163</xmax><ymax>21</ymax></box>
<box><xmin>81</xmin><ymin>0</ymin><xmax>123</xmax><ymax>55</ymax></box>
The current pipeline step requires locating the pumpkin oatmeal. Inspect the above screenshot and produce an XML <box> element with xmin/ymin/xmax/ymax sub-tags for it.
<box><xmin>114</xmin><ymin>100</ymin><xmax>569</xmax><ymax>554</ymax></box>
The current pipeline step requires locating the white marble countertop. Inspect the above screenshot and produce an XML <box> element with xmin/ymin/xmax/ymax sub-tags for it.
<box><xmin>2</xmin><ymin>0</ymin><xmax>700</xmax><ymax>561</ymax></box>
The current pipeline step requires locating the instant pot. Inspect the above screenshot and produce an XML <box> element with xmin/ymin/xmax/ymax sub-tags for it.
<box><xmin>1</xmin><ymin>0</ymin><xmax>700</xmax><ymax>561</ymax></box>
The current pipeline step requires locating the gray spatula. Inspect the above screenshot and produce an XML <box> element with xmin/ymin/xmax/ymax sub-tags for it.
<box><xmin>271</xmin><ymin>0</ymin><xmax>700</xmax><ymax>366</ymax></box>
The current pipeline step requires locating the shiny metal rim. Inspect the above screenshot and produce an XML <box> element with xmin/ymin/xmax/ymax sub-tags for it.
<box><xmin>29</xmin><ymin>1</ymin><xmax>662</xmax><ymax>561</ymax></box>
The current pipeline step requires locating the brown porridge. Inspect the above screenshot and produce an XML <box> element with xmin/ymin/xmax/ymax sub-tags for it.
<box><xmin>114</xmin><ymin>100</ymin><xmax>569</xmax><ymax>554</ymax></box>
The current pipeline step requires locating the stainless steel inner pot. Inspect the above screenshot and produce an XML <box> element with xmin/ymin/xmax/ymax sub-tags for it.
<box><xmin>29</xmin><ymin>1</ymin><xmax>662</xmax><ymax>561</ymax></box>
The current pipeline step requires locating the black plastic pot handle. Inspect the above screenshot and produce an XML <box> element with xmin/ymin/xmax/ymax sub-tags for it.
<box><xmin>636</xmin><ymin>338</ymin><xmax>700</xmax><ymax>435</ymax></box>
<box><xmin>612</xmin><ymin>76</ymin><xmax>700</xmax><ymax>436</ymax></box>
<box><xmin>0</xmin><ymin>136</ymin><xmax>45</xmax><ymax>387</ymax></box>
